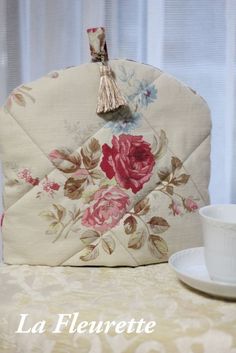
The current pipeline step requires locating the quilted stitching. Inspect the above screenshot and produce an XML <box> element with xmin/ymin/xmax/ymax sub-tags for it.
<box><xmin>0</xmin><ymin>60</ymin><xmax>211</xmax><ymax>266</ymax></box>
<box><xmin>3</xmin><ymin>73</ymin><xmax>163</xmax><ymax>212</ymax></box>
<box><xmin>60</xmin><ymin>133</ymin><xmax>210</xmax><ymax>266</ymax></box>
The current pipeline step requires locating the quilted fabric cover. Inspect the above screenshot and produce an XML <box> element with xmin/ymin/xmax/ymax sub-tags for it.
<box><xmin>0</xmin><ymin>60</ymin><xmax>211</xmax><ymax>266</ymax></box>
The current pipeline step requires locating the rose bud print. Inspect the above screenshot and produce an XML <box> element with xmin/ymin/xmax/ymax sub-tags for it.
<box><xmin>184</xmin><ymin>198</ymin><xmax>198</xmax><ymax>212</ymax></box>
<box><xmin>169</xmin><ymin>200</ymin><xmax>182</xmax><ymax>216</ymax></box>
<box><xmin>49</xmin><ymin>149</ymin><xmax>62</xmax><ymax>160</ymax></box>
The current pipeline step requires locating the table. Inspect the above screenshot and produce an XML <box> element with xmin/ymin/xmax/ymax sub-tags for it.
<box><xmin>0</xmin><ymin>263</ymin><xmax>235</xmax><ymax>353</ymax></box>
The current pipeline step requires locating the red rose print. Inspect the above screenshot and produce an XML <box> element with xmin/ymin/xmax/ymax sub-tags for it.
<box><xmin>82</xmin><ymin>186</ymin><xmax>130</xmax><ymax>232</ymax></box>
<box><xmin>100</xmin><ymin>134</ymin><xmax>155</xmax><ymax>193</ymax></box>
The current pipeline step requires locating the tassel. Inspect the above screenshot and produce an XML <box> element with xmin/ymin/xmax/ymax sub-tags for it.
<box><xmin>96</xmin><ymin>65</ymin><xmax>127</xmax><ymax>114</ymax></box>
<box><xmin>87</xmin><ymin>27</ymin><xmax>128</xmax><ymax>115</ymax></box>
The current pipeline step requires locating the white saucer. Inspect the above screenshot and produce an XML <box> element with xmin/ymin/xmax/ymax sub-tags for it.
<box><xmin>169</xmin><ymin>247</ymin><xmax>236</xmax><ymax>299</ymax></box>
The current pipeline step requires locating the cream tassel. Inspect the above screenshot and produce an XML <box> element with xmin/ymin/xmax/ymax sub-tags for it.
<box><xmin>96</xmin><ymin>64</ymin><xmax>127</xmax><ymax>114</ymax></box>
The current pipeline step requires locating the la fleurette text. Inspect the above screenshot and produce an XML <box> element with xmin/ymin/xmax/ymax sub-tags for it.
<box><xmin>16</xmin><ymin>312</ymin><xmax>156</xmax><ymax>334</ymax></box>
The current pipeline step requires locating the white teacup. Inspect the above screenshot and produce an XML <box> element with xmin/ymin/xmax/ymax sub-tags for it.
<box><xmin>199</xmin><ymin>204</ymin><xmax>236</xmax><ymax>283</ymax></box>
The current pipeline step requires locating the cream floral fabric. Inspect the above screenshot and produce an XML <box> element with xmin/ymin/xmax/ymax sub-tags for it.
<box><xmin>0</xmin><ymin>263</ymin><xmax>235</xmax><ymax>353</ymax></box>
<box><xmin>0</xmin><ymin>59</ymin><xmax>211</xmax><ymax>266</ymax></box>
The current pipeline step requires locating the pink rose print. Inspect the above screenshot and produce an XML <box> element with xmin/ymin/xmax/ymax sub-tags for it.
<box><xmin>100</xmin><ymin>134</ymin><xmax>155</xmax><ymax>194</ymax></box>
<box><xmin>17</xmin><ymin>168</ymin><xmax>39</xmax><ymax>186</ymax></box>
<box><xmin>169</xmin><ymin>200</ymin><xmax>182</xmax><ymax>216</ymax></box>
<box><xmin>41</xmin><ymin>177</ymin><xmax>60</xmax><ymax>197</ymax></box>
<box><xmin>17</xmin><ymin>168</ymin><xmax>60</xmax><ymax>198</ymax></box>
<box><xmin>27</xmin><ymin>176</ymin><xmax>39</xmax><ymax>186</ymax></box>
<box><xmin>82</xmin><ymin>186</ymin><xmax>130</xmax><ymax>232</ymax></box>
<box><xmin>184</xmin><ymin>198</ymin><xmax>198</xmax><ymax>212</ymax></box>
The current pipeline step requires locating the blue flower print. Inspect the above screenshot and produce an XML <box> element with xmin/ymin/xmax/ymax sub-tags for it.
<box><xmin>137</xmin><ymin>82</ymin><xmax>157</xmax><ymax>108</ymax></box>
<box><xmin>106</xmin><ymin>111</ymin><xmax>141</xmax><ymax>134</ymax></box>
